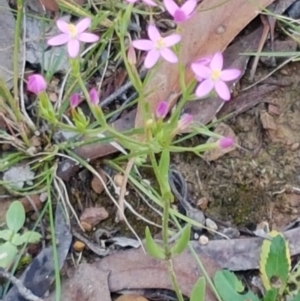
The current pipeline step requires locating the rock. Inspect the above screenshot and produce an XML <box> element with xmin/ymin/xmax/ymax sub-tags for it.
<box><xmin>198</xmin><ymin>235</ymin><xmax>209</xmax><ymax>245</ymax></box>
<box><xmin>80</xmin><ymin>207</ymin><xmax>109</xmax><ymax>228</ymax></box>
<box><xmin>73</xmin><ymin>240</ymin><xmax>85</xmax><ymax>252</ymax></box>
<box><xmin>91</xmin><ymin>168</ymin><xmax>107</xmax><ymax>194</ymax></box>
<box><xmin>205</xmin><ymin>218</ymin><xmax>218</xmax><ymax>234</ymax></box>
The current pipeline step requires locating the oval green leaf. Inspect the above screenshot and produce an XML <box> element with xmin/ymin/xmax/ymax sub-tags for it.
<box><xmin>190</xmin><ymin>277</ymin><xmax>205</xmax><ymax>301</ymax></box>
<box><xmin>6</xmin><ymin>201</ymin><xmax>25</xmax><ymax>233</ymax></box>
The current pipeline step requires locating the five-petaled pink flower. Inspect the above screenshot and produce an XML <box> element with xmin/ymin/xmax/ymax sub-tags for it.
<box><xmin>192</xmin><ymin>52</ymin><xmax>241</xmax><ymax>101</ymax></box>
<box><xmin>47</xmin><ymin>18</ymin><xmax>99</xmax><ymax>58</ymax></box>
<box><xmin>132</xmin><ymin>25</ymin><xmax>181</xmax><ymax>69</ymax></box>
<box><xmin>126</xmin><ymin>0</ymin><xmax>157</xmax><ymax>5</ymax></box>
<box><xmin>163</xmin><ymin>0</ymin><xmax>197</xmax><ymax>23</ymax></box>
<box><xmin>27</xmin><ymin>74</ymin><xmax>47</xmax><ymax>95</ymax></box>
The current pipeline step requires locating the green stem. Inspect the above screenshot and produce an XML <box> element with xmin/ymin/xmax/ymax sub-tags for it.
<box><xmin>148</xmin><ymin>151</ymin><xmax>184</xmax><ymax>301</ymax></box>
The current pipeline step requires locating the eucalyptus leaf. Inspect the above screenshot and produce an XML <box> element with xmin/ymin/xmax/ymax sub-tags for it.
<box><xmin>20</xmin><ymin>231</ymin><xmax>42</xmax><ymax>244</ymax></box>
<box><xmin>190</xmin><ymin>277</ymin><xmax>205</xmax><ymax>301</ymax></box>
<box><xmin>6</xmin><ymin>201</ymin><xmax>25</xmax><ymax>233</ymax></box>
<box><xmin>145</xmin><ymin>227</ymin><xmax>165</xmax><ymax>260</ymax></box>
<box><xmin>0</xmin><ymin>229</ymin><xmax>13</xmax><ymax>242</ymax></box>
<box><xmin>0</xmin><ymin>242</ymin><xmax>18</xmax><ymax>268</ymax></box>
<box><xmin>171</xmin><ymin>224</ymin><xmax>191</xmax><ymax>256</ymax></box>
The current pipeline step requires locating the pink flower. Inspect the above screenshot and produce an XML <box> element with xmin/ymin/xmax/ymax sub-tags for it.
<box><xmin>70</xmin><ymin>93</ymin><xmax>80</xmax><ymax>109</ymax></box>
<box><xmin>163</xmin><ymin>0</ymin><xmax>197</xmax><ymax>23</ymax></box>
<box><xmin>191</xmin><ymin>57</ymin><xmax>211</xmax><ymax>81</ymax></box>
<box><xmin>89</xmin><ymin>88</ymin><xmax>99</xmax><ymax>105</ymax></box>
<box><xmin>132</xmin><ymin>25</ymin><xmax>181</xmax><ymax>69</ymax></box>
<box><xmin>47</xmin><ymin>18</ymin><xmax>99</xmax><ymax>58</ymax></box>
<box><xmin>27</xmin><ymin>74</ymin><xmax>47</xmax><ymax>95</ymax></box>
<box><xmin>191</xmin><ymin>52</ymin><xmax>241</xmax><ymax>101</ymax></box>
<box><xmin>156</xmin><ymin>101</ymin><xmax>168</xmax><ymax>118</ymax></box>
<box><xmin>126</xmin><ymin>0</ymin><xmax>157</xmax><ymax>6</ymax></box>
<box><xmin>217</xmin><ymin>137</ymin><xmax>234</xmax><ymax>149</ymax></box>
<box><xmin>177</xmin><ymin>114</ymin><xmax>193</xmax><ymax>131</ymax></box>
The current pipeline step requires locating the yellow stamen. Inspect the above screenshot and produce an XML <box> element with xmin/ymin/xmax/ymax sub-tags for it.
<box><xmin>155</xmin><ymin>38</ymin><xmax>166</xmax><ymax>50</ymax></box>
<box><xmin>211</xmin><ymin>69</ymin><xmax>221</xmax><ymax>81</ymax></box>
<box><xmin>67</xmin><ymin>24</ymin><xmax>78</xmax><ymax>38</ymax></box>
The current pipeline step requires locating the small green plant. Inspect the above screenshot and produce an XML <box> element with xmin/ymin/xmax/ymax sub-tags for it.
<box><xmin>0</xmin><ymin>201</ymin><xmax>42</xmax><ymax>269</ymax></box>
<box><xmin>214</xmin><ymin>231</ymin><xmax>300</xmax><ymax>301</ymax></box>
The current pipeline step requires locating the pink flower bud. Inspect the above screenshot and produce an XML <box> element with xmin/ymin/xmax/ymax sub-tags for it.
<box><xmin>70</xmin><ymin>93</ymin><xmax>80</xmax><ymax>109</ymax></box>
<box><xmin>89</xmin><ymin>88</ymin><xmax>99</xmax><ymax>105</ymax></box>
<box><xmin>156</xmin><ymin>101</ymin><xmax>168</xmax><ymax>119</ymax></box>
<box><xmin>127</xmin><ymin>45</ymin><xmax>137</xmax><ymax>65</ymax></box>
<box><xmin>218</xmin><ymin>137</ymin><xmax>234</xmax><ymax>149</ymax></box>
<box><xmin>177</xmin><ymin>114</ymin><xmax>193</xmax><ymax>131</ymax></box>
<box><xmin>27</xmin><ymin>74</ymin><xmax>47</xmax><ymax>95</ymax></box>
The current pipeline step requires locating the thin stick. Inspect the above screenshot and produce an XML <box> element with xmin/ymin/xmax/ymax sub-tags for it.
<box><xmin>116</xmin><ymin>157</ymin><xmax>135</xmax><ymax>222</ymax></box>
<box><xmin>0</xmin><ymin>268</ymin><xmax>43</xmax><ymax>301</ymax></box>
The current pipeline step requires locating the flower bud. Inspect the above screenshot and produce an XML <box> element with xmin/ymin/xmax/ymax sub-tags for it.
<box><xmin>70</xmin><ymin>93</ymin><xmax>80</xmax><ymax>109</ymax></box>
<box><xmin>217</xmin><ymin>137</ymin><xmax>234</xmax><ymax>149</ymax></box>
<box><xmin>27</xmin><ymin>74</ymin><xmax>47</xmax><ymax>95</ymax></box>
<box><xmin>177</xmin><ymin>114</ymin><xmax>193</xmax><ymax>131</ymax></box>
<box><xmin>127</xmin><ymin>45</ymin><xmax>137</xmax><ymax>66</ymax></box>
<box><xmin>89</xmin><ymin>88</ymin><xmax>99</xmax><ymax>105</ymax></box>
<box><xmin>155</xmin><ymin>101</ymin><xmax>168</xmax><ymax>119</ymax></box>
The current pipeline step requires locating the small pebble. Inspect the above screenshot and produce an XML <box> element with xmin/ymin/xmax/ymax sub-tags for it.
<box><xmin>49</xmin><ymin>92</ymin><xmax>58</xmax><ymax>102</ymax></box>
<box><xmin>198</xmin><ymin>235</ymin><xmax>209</xmax><ymax>245</ymax></box>
<box><xmin>80</xmin><ymin>221</ymin><xmax>92</xmax><ymax>232</ymax></box>
<box><xmin>205</xmin><ymin>218</ymin><xmax>218</xmax><ymax>234</ymax></box>
<box><xmin>291</xmin><ymin>143</ymin><xmax>299</xmax><ymax>151</ymax></box>
<box><xmin>279</xmin><ymin>69</ymin><xmax>288</xmax><ymax>76</ymax></box>
<box><xmin>197</xmin><ymin>197</ymin><xmax>209</xmax><ymax>211</ymax></box>
<box><xmin>222</xmin><ymin>227</ymin><xmax>240</xmax><ymax>239</ymax></box>
<box><xmin>114</xmin><ymin>173</ymin><xmax>124</xmax><ymax>187</ymax></box>
<box><xmin>73</xmin><ymin>240</ymin><xmax>85</xmax><ymax>252</ymax></box>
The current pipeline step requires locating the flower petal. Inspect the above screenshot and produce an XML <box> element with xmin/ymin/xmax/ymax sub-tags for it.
<box><xmin>78</xmin><ymin>33</ymin><xmax>99</xmax><ymax>43</ymax></box>
<box><xmin>68</xmin><ymin>39</ymin><xmax>80</xmax><ymax>58</ymax></box>
<box><xmin>210</xmin><ymin>51</ymin><xmax>223</xmax><ymax>71</ymax></box>
<box><xmin>76</xmin><ymin>18</ymin><xmax>91</xmax><ymax>33</ymax></box>
<box><xmin>56</xmin><ymin>19</ymin><xmax>70</xmax><ymax>34</ymax></box>
<box><xmin>47</xmin><ymin>34</ymin><xmax>70</xmax><ymax>46</ymax></box>
<box><xmin>195</xmin><ymin>79</ymin><xmax>214</xmax><ymax>98</ymax></box>
<box><xmin>132</xmin><ymin>39</ymin><xmax>154</xmax><ymax>50</ymax></box>
<box><xmin>163</xmin><ymin>34</ymin><xmax>181</xmax><ymax>47</ymax></box>
<box><xmin>160</xmin><ymin>48</ymin><xmax>178</xmax><ymax>63</ymax></box>
<box><xmin>143</xmin><ymin>0</ymin><xmax>157</xmax><ymax>6</ymax></box>
<box><xmin>126</xmin><ymin>0</ymin><xmax>137</xmax><ymax>2</ymax></box>
<box><xmin>163</xmin><ymin>0</ymin><xmax>179</xmax><ymax>16</ymax></box>
<box><xmin>191</xmin><ymin>64</ymin><xmax>211</xmax><ymax>79</ymax></box>
<box><xmin>148</xmin><ymin>25</ymin><xmax>161</xmax><ymax>42</ymax></box>
<box><xmin>181</xmin><ymin>0</ymin><xmax>197</xmax><ymax>15</ymax></box>
<box><xmin>144</xmin><ymin>49</ymin><xmax>160</xmax><ymax>68</ymax></box>
<box><xmin>220</xmin><ymin>69</ymin><xmax>241</xmax><ymax>81</ymax></box>
<box><xmin>215</xmin><ymin>80</ymin><xmax>230</xmax><ymax>101</ymax></box>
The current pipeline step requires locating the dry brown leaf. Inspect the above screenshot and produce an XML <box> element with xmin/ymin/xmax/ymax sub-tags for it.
<box><xmin>98</xmin><ymin>247</ymin><xmax>220</xmax><ymax>301</ymax></box>
<box><xmin>38</xmin><ymin>0</ymin><xmax>86</xmax><ymax>12</ymax></box>
<box><xmin>135</xmin><ymin>0</ymin><xmax>275</xmax><ymax>129</ymax></box>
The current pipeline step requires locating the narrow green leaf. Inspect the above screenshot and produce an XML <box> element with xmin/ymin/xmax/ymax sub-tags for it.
<box><xmin>171</xmin><ymin>224</ymin><xmax>191</xmax><ymax>256</ymax></box>
<box><xmin>190</xmin><ymin>277</ymin><xmax>205</xmax><ymax>301</ymax></box>
<box><xmin>214</xmin><ymin>270</ymin><xmax>260</xmax><ymax>301</ymax></box>
<box><xmin>6</xmin><ymin>201</ymin><xmax>25</xmax><ymax>233</ymax></box>
<box><xmin>159</xmin><ymin>149</ymin><xmax>171</xmax><ymax>196</ymax></box>
<box><xmin>145</xmin><ymin>227</ymin><xmax>165</xmax><ymax>260</ymax></box>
